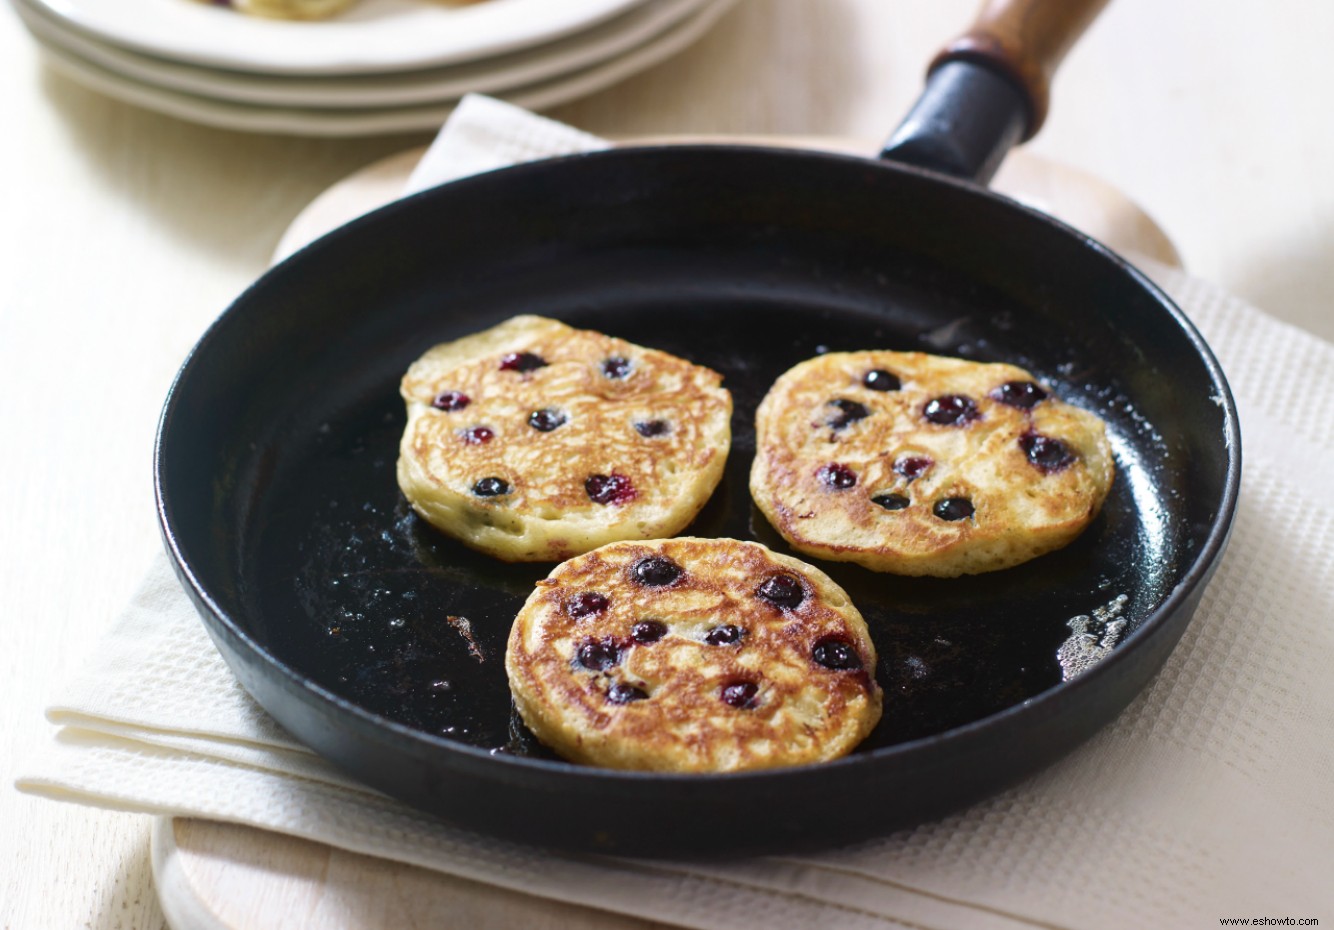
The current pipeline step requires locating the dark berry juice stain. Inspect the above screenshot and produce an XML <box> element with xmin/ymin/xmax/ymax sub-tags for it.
<box><xmin>566</xmin><ymin>591</ymin><xmax>609</xmax><ymax>618</ymax></box>
<box><xmin>608</xmin><ymin>682</ymin><xmax>648</xmax><ymax>704</ymax></box>
<box><xmin>894</xmin><ymin>456</ymin><xmax>933</xmax><ymax>481</ymax></box>
<box><xmin>243</xmin><ymin>297</ymin><xmax>1165</xmax><ymax>759</ymax></box>
<box><xmin>824</xmin><ymin>398</ymin><xmax>869</xmax><ymax>430</ymax></box>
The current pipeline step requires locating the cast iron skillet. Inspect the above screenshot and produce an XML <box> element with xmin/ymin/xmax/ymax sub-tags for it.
<box><xmin>156</xmin><ymin>0</ymin><xmax>1240</xmax><ymax>856</ymax></box>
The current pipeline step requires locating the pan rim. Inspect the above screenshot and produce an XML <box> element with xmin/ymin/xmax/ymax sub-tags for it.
<box><xmin>154</xmin><ymin>143</ymin><xmax>1242</xmax><ymax>789</ymax></box>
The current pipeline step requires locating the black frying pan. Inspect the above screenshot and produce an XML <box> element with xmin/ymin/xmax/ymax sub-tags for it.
<box><xmin>156</xmin><ymin>0</ymin><xmax>1240</xmax><ymax>856</ymax></box>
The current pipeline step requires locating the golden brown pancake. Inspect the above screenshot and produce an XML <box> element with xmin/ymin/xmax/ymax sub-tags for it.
<box><xmin>750</xmin><ymin>351</ymin><xmax>1114</xmax><ymax>576</ymax></box>
<box><xmin>226</xmin><ymin>0</ymin><xmax>357</xmax><ymax>19</ymax></box>
<box><xmin>397</xmin><ymin>316</ymin><xmax>731</xmax><ymax>561</ymax></box>
<box><xmin>505</xmin><ymin>537</ymin><xmax>882</xmax><ymax>772</ymax></box>
<box><xmin>214</xmin><ymin>0</ymin><xmax>485</xmax><ymax>20</ymax></box>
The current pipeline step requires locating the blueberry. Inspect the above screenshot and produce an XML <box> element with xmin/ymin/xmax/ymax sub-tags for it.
<box><xmin>632</xmin><ymin>556</ymin><xmax>681</xmax><ymax>587</ymax></box>
<box><xmin>631</xmin><ymin>620</ymin><xmax>667</xmax><ymax>643</ymax></box>
<box><xmin>923</xmin><ymin>395</ymin><xmax>980</xmax><ymax>426</ymax></box>
<box><xmin>585</xmin><ymin>473</ymin><xmax>636</xmax><ymax>505</ymax></box>
<box><xmin>1020</xmin><ymin>433</ymin><xmax>1076</xmax><ymax>473</ymax></box>
<box><xmin>933</xmin><ymin>497</ymin><xmax>975</xmax><ymax>521</ymax></box>
<box><xmin>812</xmin><ymin>636</ymin><xmax>862</xmax><ymax>671</ymax></box>
<box><xmin>755</xmin><ymin>573</ymin><xmax>804</xmax><ymax>610</ymax></box>
<box><xmin>528</xmin><ymin>408</ymin><xmax>567</xmax><ymax>432</ymax></box>
<box><xmin>704</xmin><ymin>624</ymin><xmax>745</xmax><ymax>646</ymax></box>
<box><xmin>863</xmin><ymin>369</ymin><xmax>901</xmax><ymax>392</ymax></box>
<box><xmin>720</xmin><ymin>681</ymin><xmax>760</xmax><ymax>709</ymax></box>
<box><xmin>431</xmin><ymin>390</ymin><xmax>469</xmax><ymax>411</ymax></box>
<box><xmin>601</xmin><ymin>356</ymin><xmax>633</xmax><ymax>379</ymax></box>
<box><xmin>991</xmin><ymin>380</ymin><xmax>1048</xmax><ymax>409</ymax></box>
<box><xmin>472</xmin><ymin>477</ymin><xmax>510</xmax><ymax>497</ymax></box>
<box><xmin>634</xmin><ymin>419</ymin><xmax>670</xmax><ymax>438</ymax></box>
<box><xmin>817</xmin><ymin>463</ymin><xmax>858</xmax><ymax>490</ymax></box>
<box><xmin>576</xmin><ymin>639</ymin><xmax>620</xmax><ymax>671</ymax></box>
<box><xmin>871</xmin><ymin>493</ymin><xmax>910</xmax><ymax>511</ymax></box>
<box><xmin>499</xmin><ymin>352</ymin><xmax>547</xmax><ymax>372</ymax></box>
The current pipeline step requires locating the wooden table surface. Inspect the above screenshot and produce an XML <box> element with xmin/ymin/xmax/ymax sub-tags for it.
<box><xmin>3</xmin><ymin>1</ymin><xmax>1331</xmax><ymax>927</ymax></box>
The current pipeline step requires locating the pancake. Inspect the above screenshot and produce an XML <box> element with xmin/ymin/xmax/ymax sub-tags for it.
<box><xmin>216</xmin><ymin>0</ymin><xmax>485</xmax><ymax>19</ymax></box>
<box><xmin>750</xmin><ymin>351</ymin><xmax>1115</xmax><ymax>576</ymax></box>
<box><xmin>228</xmin><ymin>0</ymin><xmax>357</xmax><ymax>19</ymax></box>
<box><xmin>397</xmin><ymin>315</ymin><xmax>732</xmax><ymax>561</ymax></box>
<box><xmin>506</xmin><ymin>537</ymin><xmax>883</xmax><ymax>772</ymax></box>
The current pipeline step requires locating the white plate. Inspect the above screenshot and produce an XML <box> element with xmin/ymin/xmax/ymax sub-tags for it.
<box><xmin>30</xmin><ymin>0</ymin><xmax>650</xmax><ymax>75</ymax></box>
<box><xmin>31</xmin><ymin>0</ymin><xmax>737</xmax><ymax>135</ymax></box>
<box><xmin>15</xmin><ymin>0</ymin><xmax>712</xmax><ymax>107</ymax></box>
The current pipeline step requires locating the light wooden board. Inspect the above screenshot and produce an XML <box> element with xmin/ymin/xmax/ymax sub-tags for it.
<box><xmin>156</xmin><ymin>819</ymin><xmax>679</xmax><ymax>930</ymax></box>
<box><xmin>155</xmin><ymin>134</ymin><xmax>1179</xmax><ymax>930</ymax></box>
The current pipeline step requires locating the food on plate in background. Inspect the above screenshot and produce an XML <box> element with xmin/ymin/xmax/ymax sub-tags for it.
<box><xmin>199</xmin><ymin>0</ymin><xmax>485</xmax><ymax>21</ymax></box>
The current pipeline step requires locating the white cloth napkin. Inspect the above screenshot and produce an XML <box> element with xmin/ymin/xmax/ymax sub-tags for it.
<box><xmin>18</xmin><ymin>95</ymin><xmax>1334</xmax><ymax>930</ymax></box>
<box><xmin>405</xmin><ymin>94</ymin><xmax>609</xmax><ymax>195</ymax></box>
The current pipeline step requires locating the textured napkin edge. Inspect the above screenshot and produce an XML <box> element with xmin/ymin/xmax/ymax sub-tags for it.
<box><xmin>1138</xmin><ymin>256</ymin><xmax>1334</xmax><ymax>485</ymax></box>
<box><xmin>405</xmin><ymin>93</ymin><xmax>610</xmax><ymax>195</ymax></box>
<box><xmin>39</xmin><ymin>549</ymin><xmax>303</xmax><ymax>752</ymax></box>
<box><xmin>45</xmin><ymin>716</ymin><xmax>371</xmax><ymax>794</ymax></box>
<box><xmin>19</xmin><ymin>731</ymin><xmax>943</xmax><ymax>930</ymax></box>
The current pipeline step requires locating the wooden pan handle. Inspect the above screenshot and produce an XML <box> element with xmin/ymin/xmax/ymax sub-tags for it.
<box><xmin>932</xmin><ymin>0</ymin><xmax>1111</xmax><ymax>139</ymax></box>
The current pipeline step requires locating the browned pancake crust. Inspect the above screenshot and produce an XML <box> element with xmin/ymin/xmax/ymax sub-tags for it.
<box><xmin>397</xmin><ymin>316</ymin><xmax>732</xmax><ymax>561</ymax></box>
<box><xmin>505</xmin><ymin>537</ymin><xmax>882</xmax><ymax>772</ymax></box>
<box><xmin>750</xmin><ymin>351</ymin><xmax>1115</xmax><ymax>576</ymax></box>
<box><xmin>226</xmin><ymin>0</ymin><xmax>357</xmax><ymax>19</ymax></box>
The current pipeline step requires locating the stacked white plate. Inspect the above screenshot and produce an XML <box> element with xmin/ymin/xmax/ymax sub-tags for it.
<box><xmin>10</xmin><ymin>0</ymin><xmax>737</xmax><ymax>135</ymax></box>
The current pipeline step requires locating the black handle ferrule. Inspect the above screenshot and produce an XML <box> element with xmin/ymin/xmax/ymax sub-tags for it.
<box><xmin>879</xmin><ymin>61</ymin><xmax>1030</xmax><ymax>186</ymax></box>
